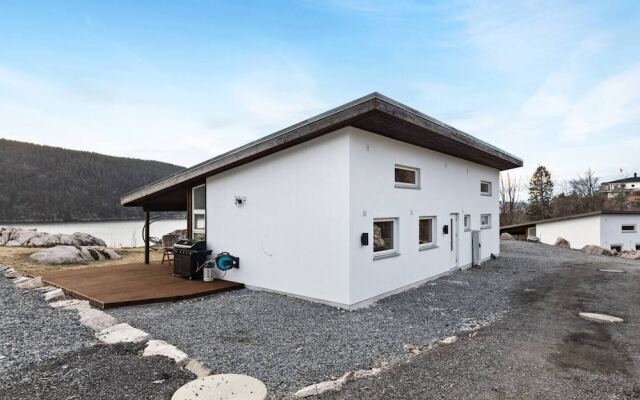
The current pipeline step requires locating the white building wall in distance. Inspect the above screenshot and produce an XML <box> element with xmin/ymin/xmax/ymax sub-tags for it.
<box><xmin>601</xmin><ymin>214</ymin><xmax>640</xmax><ymax>251</ymax></box>
<box><xmin>536</xmin><ymin>215</ymin><xmax>601</xmax><ymax>249</ymax></box>
<box><xmin>347</xmin><ymin>127</ymin><xmax>501</xmax><ymax>305</ymax></box>
<box><xmin>205</xmin><ymin>130</ymin><xmax>351</xmax><ymax>306</ymax></box>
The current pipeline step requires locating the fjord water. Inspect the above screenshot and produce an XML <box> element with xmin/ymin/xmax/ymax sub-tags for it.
<box><xmin>10</xmin><ymin>219</ymin><xmax>187</xmax><ymax>248</ymax></box>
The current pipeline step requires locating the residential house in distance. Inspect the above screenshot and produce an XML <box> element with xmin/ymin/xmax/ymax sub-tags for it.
<box><xmin>601</xmin><ymin>173</ymin><xmax>640</xmax><ymax>198</ymax></box>
<box><xmin>121</xmin><ymin>93</ymin><xmax>522</xmax><ymax>309</ymax></box>
<box><xmin>502</xmin><ymin>211</ymin><xmax>640</xmax><ymax>252</ymax></box>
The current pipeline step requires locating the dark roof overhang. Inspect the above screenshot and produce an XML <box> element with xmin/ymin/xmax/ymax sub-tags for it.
<box><xmin>122</xmin><ymin>92</ymin><xmax>523</xmax><ymax>209</ymax></box>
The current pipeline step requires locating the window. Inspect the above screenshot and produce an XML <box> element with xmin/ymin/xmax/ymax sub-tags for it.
<box><xmin>480</xmin><ymin>181</ymin><xmax>492</xmax><ymax>196</ymax></box>
<box><xmin>373</xmin><ymin>218</ymin><xmax>398</xmax><ymax>258</ymax></box>
<box><xmin>464</xmin><ymin>215</ymin><xmax>471</xmax><ymax>231</ymax></box>
<box><xmin>419</xmin><ymin>217</ymin><xmax>436</xmax><ymax>249</ymax></box>
<box><xmin>192</xmin><ymin>185</ymin><xmax>206</xmax><ymax>241</ymax></box>
<box><xmin>611</xmin><ymin>244</ymin><xmax>622</xmax><ymax>252</ymax></box>
<box><xmin>621</xmin><ymin>224</ymin><xmax>637</xmax><ymax>233</ymax></box>
<box><xmin>395</xmin><ymin>165</ymin><xmax>420</xmax><ymax>189</ymax></box>
<box><xmin>480</xmin><ymin>214</ymin><xmax>491</xmax><ymax>229</ymax></box>
<box><xmin>636</xmin><ymin>244</ymin><xmax>640</xmax><ymax>251</ymax></box>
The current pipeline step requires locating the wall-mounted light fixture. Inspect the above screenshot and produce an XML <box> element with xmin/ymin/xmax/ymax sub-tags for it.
<box><xmin>235</xmin><ymin>196</ymin><xmax>247</xmax><ymax>206</ymax></box>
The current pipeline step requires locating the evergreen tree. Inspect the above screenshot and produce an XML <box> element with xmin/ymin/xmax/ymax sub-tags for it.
<box><xmin>527</xmin><ymin>165</ymin><xmax>554</xmax><ymax>220</ymax></box>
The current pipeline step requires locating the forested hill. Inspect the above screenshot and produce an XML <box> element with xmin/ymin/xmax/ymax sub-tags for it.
<box><xmin>0</xmin><ymin>139</ymin><xmax>186</xmax><ymax>223</ymax></box>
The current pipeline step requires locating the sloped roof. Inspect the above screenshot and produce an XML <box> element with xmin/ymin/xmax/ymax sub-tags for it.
<box><xmin>121</xmin><ymin>92</ymin><xmax>523</xmax><ymax>209</ymax></box>
<box><xmin>602</xmin><ymin>175</ymin><xmax>640</xmax><ymax>184</ymax></box>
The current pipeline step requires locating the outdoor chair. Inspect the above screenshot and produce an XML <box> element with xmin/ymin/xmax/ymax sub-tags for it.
<box><xmin>161</xmin><ymin>234</ymin><xmax>179</xmax><ymax>265</ymax></box>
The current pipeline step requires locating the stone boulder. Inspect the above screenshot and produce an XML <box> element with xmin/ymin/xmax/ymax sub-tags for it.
<box><xmin>582</xmin><ymin>245</ymin><xmax>613</xmax><ymax>256</ymax></box>
<box><xmin>29</xmin><ymin>245</ymin><xmax>121</xmax><ymax>265</ymax></box>
<box><xmin>621</xmin><ymin>251</ymin><xmax>640</xmax><ymax>260</ymax></box>
<box><xmin>527</xmin><ymin>235</ymin><xmax>540</xmax><ymax>243</ymax></box>
<box><xmin>554</xmin><ymin>237</ymin><xmax>570</xmax><ymax>248</ymax></box>
<box><xmin>0</xmin><ymin>227</ymin><xmax>106</xmax><ymax>247</ymax></box>
<box><xmin>500</xmin><ymin>233</ymin><xmax>515</xmax><ymax>241</ymax></box>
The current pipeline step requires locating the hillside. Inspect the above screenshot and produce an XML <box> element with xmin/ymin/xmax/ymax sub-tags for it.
<box><xmin>0</xmin><ymin>139</ymin><xmax>186</xmax><ymax>223</ymax></box>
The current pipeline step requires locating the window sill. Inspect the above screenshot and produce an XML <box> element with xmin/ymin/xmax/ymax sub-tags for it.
<box><xmin>394</xmin><ymin>183</ymin><xmax>420</xmax><ymax>190</ymax></box>
<box><xmin>480</xmin><ymin>225</ymin><xmax>491</xmax><ymax>230</ymax></box>
<box><xmin>480</xmin><ymin>193</ymin><xmax>492</xmax><ymax>197</ymax></box>
<box><xmin>621</xmin><ymin>231</ymin><xmax>637</xmax><ymax>233</ymax></box>
<box><xmin>419</xmin><ymin>244</ymin><xmax>438</xmax><ymax>251</ymax></box>
<box><xmin>373</xmin><ymin>251</ymin><xmax>400</xmax><ymax>260</ymax></box>
<box><xmin>464</xmin><ymin>228</ymin><xmax>471</xmax><ymax>232</ymax></box>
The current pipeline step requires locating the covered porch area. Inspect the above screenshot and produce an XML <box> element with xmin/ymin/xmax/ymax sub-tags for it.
<box><xmin>39</xmin><ymin>261</ymin><xmax>243</xmax><ymax>308</ymax></box>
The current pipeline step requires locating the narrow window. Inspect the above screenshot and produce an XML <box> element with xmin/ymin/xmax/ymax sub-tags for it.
<box><xmin>419</xmin><ymin>217</ymin><xmax>436</xmax><ymax>249</ymax></box>
<box><xmin>480</xmin><ymin>214</ymin><xmax>491</xmax><ymax>229</ymax></box>
<box><xmin>373</xmin><ymin>219</ymin><xmax>398</xmax><ymax>258</ymax></box>
<box><xmin>621</xmin><ymin>224</ymin><xmax>636</xmax><ymax>233</ymax></box>
<box><xmin>480</xmin><ymin>181</ymin><xmax>492</xmax><ymax>196</ymax></box>
<box><xmin>192</xmin><ymin>185</ymin><xmax>206</xmax><ymax>241</ymax></box>
<box><xmin>395</xmin><ymin>165</ymin><xmax>420</xmax><ymax>189</ymax></box>
<box><xmin>611</xmin><ymin>244</ymin><xmax>622</xmax><ymax>252</ymax></box>
<box><xmin>636</xmin><ymin>244</ymin><xmax>640</xmax><ymax>251</ymax></box>
<box><xmin>464</xmin><ymin>215</ymin><xmax>471</xmax><ymax>231</ymax></box>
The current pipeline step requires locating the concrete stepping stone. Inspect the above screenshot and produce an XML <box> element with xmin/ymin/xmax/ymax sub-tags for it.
<box><xmin>95</xmin><ymin>323</ymin><xmax>150</xmax><ymax>344</ymax></box>
<box><xmin>3</xmin><ymin>268</ymin><xmax>20</xmax><ymax>279</ymax></box>
<box><xmin>13</xmin><ymin>277</ymin><xmax>30</xmax><ymax>285</ymax></box>
<box><xmin>599</xmin><ymin>269</ymin><xmax>624</xmax><ymax>273</ymax></box>
<box><xmin>579</xmin><ymin>312</ymin><xmax>624</xmax><ymax>323</ymax></box>
<box><xmin>35</xmin><ymin>286</ymin><xmax>58</xmax><ymax>293</ymax></box>
<box><xmin>143</xmin><ymin>340</ymin><xmax>189</xmax><ymax>365</ymax></box>
<box><xmin>16</xmin><ymin>277</ymin><xmax>43</xmax><ymax>289</ymax></box>
<box><xmin>78</xmin><ymin>309</ymin><xmax>118</xmax><ymax>331</ymax></box>
<box><xmin>43</xmin><ymin>288</ymin><xmax>66</xmax><ymax>302</ymax></box>
<box><xmin>184</xmin><ymin>359</ymin><xmax>211</xmax><ymax>378</ymax></box>
<box><xmin>49</xmin><ymin>299</ymin><xmax>91</xmax><ymax>311</ymax></box>
<box><xmin>172</xmin><ymin>374</ymin><xmax>268</xmax><ymax>400</ymax></box>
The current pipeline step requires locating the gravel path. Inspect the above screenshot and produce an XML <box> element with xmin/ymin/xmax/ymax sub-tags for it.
<box><xmin>0</xmin><ymin>272</ymin><xmax>193</xmax><ymax>400</ymax></box>
<box><xmin>107</xmin><ymin>241</ymin><xmax>619</xmax><ymax>399</ymax></box>
<box><xmin>319</xmin><ymin>241</ymin><xmax>640</xmax><ymax>399</ymax></box>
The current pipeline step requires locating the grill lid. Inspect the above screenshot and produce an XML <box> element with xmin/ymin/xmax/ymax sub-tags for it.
<box><xmin>174</xmin><ymin>239</ymin><xmax>207</xmax><ymax>251</ymax></box>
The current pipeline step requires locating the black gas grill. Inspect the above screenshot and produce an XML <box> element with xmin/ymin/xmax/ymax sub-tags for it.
<box><xmin>173</xmin><ymin>239</ymin><xmax>212</xmax><ymax>279</ymax></box>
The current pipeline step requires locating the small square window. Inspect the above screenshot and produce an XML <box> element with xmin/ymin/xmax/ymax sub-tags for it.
<box><xmin>464</xmin><ymin>215</ymin><xmax>471</xmax><ymax>231</ymax></box>
<box><xmin>373</xmin><ymin>219</ymin><xmax>398</xmax><ymax>258</ymax></box>
<box><xmin>611</xmin><ymin>244</ymin><xmax>622</xmax><ymax>252</ymax></box>
<box><xmin>419</xmin><ymin>217</ymin><xmax>436</xmax><ymax>249</ymax></box>
<box><xmin>480</xmin><ymin>181</ymin><xmax>492</xmax><ymax>196</ymax></box>
<box><xmin>480</xmin><ymin>214</ymin><xmax>491</xmax><ymax>229</ymax></box>
<box><xmin>395</xmin><ymin>165</ymin><xmax>420</xmax><ymax>189</ymax></box>
<box><xmin>635</xmin><ymin>244</ymin><xmax>640</xmax><ymax>251</ymax></box>
<box><xmin>621</xmin><ymin>224</ymin><xmax>636</xmax><ymax>233</ymax></box>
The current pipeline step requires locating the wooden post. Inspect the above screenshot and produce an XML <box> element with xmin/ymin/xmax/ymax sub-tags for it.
<box><xmin>144</xmin><ymin>210</ymin><xmax>150</xmax><ymax>265</ymax></box>
<box><xmin>186</xmin><ymin>188</ymin><xmax>193</xmax><ymax>239</ymax></box>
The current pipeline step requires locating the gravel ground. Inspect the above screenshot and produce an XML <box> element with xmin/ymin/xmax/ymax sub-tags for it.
<box><xmin>106</xmin><ymin>241</ymin><xmax>627</xmax><ymax>399</ymax></box>
<box><xmin>319</xmin><ymin>241</ymin><xmax>640</xmax><ymax>399</ymax></box>
<box><xmin>0</xmin><ymin>272</ymin><xmax>193</xmax><ymax>400</ymax></box>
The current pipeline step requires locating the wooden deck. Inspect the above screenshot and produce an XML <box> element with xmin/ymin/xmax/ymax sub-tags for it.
<box><xmin>39</xmin><ymin>261</ymin><xmax>243</xmax><ymax>309</ymax></box>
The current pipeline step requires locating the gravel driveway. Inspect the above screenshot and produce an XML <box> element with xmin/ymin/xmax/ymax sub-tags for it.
<box><xmin>107</xmin><ymin>241</ymin><xmax>632</xmax><ymax>399</ymax></box>
<box><xmin>319</xmin><ymin>241</ymin><xmax>640</xmax><ymax>399</ymax></box>
<box><xmin>0</xmin><ymin>275</ymin><xmax>193</xmax><ymax>400</ymax></box>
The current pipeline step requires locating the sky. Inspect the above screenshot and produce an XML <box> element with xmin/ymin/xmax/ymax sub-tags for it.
<box><xmin>1</xmin><ymin>0</ymin><xmax>639</xmax><ymax>191</ymax></box>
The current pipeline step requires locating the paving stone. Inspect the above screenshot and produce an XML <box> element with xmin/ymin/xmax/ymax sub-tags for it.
<box><xmin>143</xmin><ymin>340</ymin><xmax>189</xmax><ymax>365</ymax></box>
<box><xmin>172</xmin><ymin>374</ymin><xmax>268</xmax><ymax>400</ymax></box>
<box><xmin>95</xmin><ymin>323</ymin><xmax>150</xmax><ymax>344</ymax></box>
<box><xmin>43</xmin><ymin>288</ymin><xmax>66</xmax><ymax>302</ymax></box>
<box><xmin>579</xmin><ymin>312</ymin><xmax>624</xmax><ymax>323</ymax></box>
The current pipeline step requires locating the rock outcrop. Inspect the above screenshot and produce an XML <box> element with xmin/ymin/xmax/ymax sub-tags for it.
<box><xmin>29</xmin><ymin>245</ymin><xmax>121</xmax><ymax>264</ymax></box>
<box><xmin>581</xmin><ymin>245</ymin><xmax>613</xmax><ymax>256</ymax></box>
<box><xmin>554</xmin><ymin>237</ymin><xmax>570</xmax><ymax>248</ymax></box>
<box><xmin>500</xmin><ymin>233</ymin><xmax>515</xmax><ymax>240</ymax></box>
<box><xmin>621</xmin><ymin>251</ymin><xmax>640</xmax><ymax>260</ymax></box>
<box><xmin>0</xmin><ymin>227</ymin><xmax>106</xmax><ymax>247</ymax></box>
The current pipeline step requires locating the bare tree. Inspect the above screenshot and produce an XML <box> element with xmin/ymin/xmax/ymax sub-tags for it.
<box><xmin>500</xmin><ymin>173</ymin><xmax>521</xmax><ymax>226</ymax></box>
<box><xmin>569</xmin><ymin>168</ymin><xmax>601</xmax><ymax>212</ymax></box>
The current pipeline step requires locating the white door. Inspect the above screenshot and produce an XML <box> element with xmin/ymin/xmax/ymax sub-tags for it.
<box><xmin>449</xmin><ymin>213</ymin><xmax>459</xmax><ymax>269</ymax></box>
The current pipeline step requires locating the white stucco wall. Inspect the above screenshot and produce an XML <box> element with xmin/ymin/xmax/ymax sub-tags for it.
<box><xmin>536</xmin><ymin>215</ymin><xmax>601</xmax><ymax>249</ymax></box>
<box><xmin>600</xmin><ymin>215</ymin><xmax>640</xmax><ymax>251</ymax></box>
<box><xmin>205</xmin><ymin>126</ymin><xmax>503</xmax><ymax>307</ymax></box>
<box><xmin>347</xmin><ymin>127</ymin><xmax>500</xmax><ymax>305</ymax></box>
<box><xmin>205</xmin><ymin>130</ymin><xmax>352</xmax><ymax>306</ymax></box>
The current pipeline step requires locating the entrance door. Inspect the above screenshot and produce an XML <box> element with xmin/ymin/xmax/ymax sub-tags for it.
<box><xmin>449</xmin><ymin>213</ymin><xmax>459</xmax><ymax>269</ymax></box>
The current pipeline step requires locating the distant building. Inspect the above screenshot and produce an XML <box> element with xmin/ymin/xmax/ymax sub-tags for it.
<box><xmin>501</xmin><ymin>211</ymin><xmax>640</xmax><ymax>252</ymax></box>
<box><xmin>601</xmin><ymin>173</ymin><xmax>640</xmax><ymax>199</ymax></box>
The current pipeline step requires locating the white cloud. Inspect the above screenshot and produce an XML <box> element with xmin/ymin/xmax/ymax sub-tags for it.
<box><xmin>562</xmin><ymin>63</ymin><xmax>640</xmax><ymax>139</ymax></box>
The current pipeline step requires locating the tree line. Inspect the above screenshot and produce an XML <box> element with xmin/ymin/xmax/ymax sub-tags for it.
<box><xmin>0</xmin><ymin>139</ymin><xmax>186</xmax><ymax>223</ymax></box>
<box><xmin>500</xmin><ymin>166</ymin><xmax>640</xmax><ymax>226</ymax></box>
